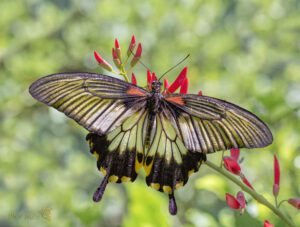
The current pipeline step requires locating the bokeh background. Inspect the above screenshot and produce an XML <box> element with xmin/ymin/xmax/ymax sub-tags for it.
<box><xmin>1</xmin><ymin>0</ymin><xmax>299</xmax><ymax>226</ymax></box>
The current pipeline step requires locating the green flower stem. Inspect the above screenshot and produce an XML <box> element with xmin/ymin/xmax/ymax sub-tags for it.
<box><xmin>278</xmin><ymin>200</ymin><xmax>288</xmax><ymax>208</ymax></box>
<box><xmin>123</xmin><ymin>55</ymin><xmax>130</xmax><ymax>66</ymax></box>
<box><xmin>119</xmin><ymin>67</ymin><xmax>129</xmax><ymax>82</ymax></box>
<box><xmin>116</xmin><ymin>56</ymin><xmax>129</xmax><ymax>82</ymax></box>
<box><xmin>275</xmin><ymin>196</ymin><xmax>278</xmax><ymax>208</ymax></box>
<box><xmin>220</xmin><ymin>151</ymin><xmax>225</xmax><ymax>168</ymax></box>
<box><xmin>204</xmin><ymin>160</ymin><xmax>295</xmax><ymax>227</ymax></box>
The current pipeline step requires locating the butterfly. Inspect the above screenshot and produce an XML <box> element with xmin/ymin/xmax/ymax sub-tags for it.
<box><xmin>29</xmin><ymin>72</ymin><xmax>273</xmax><ymax>215</ymax></box>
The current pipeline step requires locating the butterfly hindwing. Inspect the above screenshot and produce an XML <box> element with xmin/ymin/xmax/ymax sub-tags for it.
<box><xmin>144</xmin><ymin>108</ymin><xmax>206</xmax><ymax>194</ymax></box>
<box><xmin>86</xmin><ymin>109</ymin><xmax>149</xmax><ymax>183</ymax></box>
<box><xmin>164</xmin><ymin>94</ymin><xmax>273</xmax><ymax>153</ymax></box>
<box><xmin>29</xmin><ymin>72</ymin><xmax>149</xmax><ymax>135</ymax></box>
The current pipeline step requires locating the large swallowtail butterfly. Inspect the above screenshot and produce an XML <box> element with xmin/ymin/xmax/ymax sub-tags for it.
<box><xmin>29</xmin><ymin>72</ymin><xmax>273</xmax><ymax>214</ymax></box>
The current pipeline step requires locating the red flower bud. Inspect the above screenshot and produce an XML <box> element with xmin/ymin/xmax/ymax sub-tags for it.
<box><xmin>130</xmin><ymin>43</ymin><xmax>142</xmax><ymax>67</ymax></box>
<box><xmin>112</xmin><ymin>48</ymin><xmax>118</xmax><ymax>59</ymax></box>
<box><xmin>164</xmin><ymin>79</ymin><xmax>170</xmax><ymax>90</ymax></box>
<box><xmin>131</xmin><ymin>73</ymin><xmax>137</xmax><ymax>85</ymax></box>
<box><xmin>180</xmin><ymin>78</ymin><xmax>188</xmax><ymax>94</ymax></box>
<box><xmin>223</xmin><ymin>157</ymin><xmax>241</xmax><ymax>175</ymax></box>
<box><xmin>230</xmin><ymin>148</ymin><xmax>240</xmax><ymax>161</ymax></box>
<box><xmin>147</xmin><ymin>70</ymin><xmax>152</xmax><ymax>90</ymax></box>
<box><xmin>240</xmin><ymin>174</ymin><xmax>254</xmax><ymax>190</ymax></box>
<box><xmin>127</xmin><ymin>35</ymin><xmax>136</xmax><ymax>56</ymax></box>
<box><xmin>114</xmin><ymin>38</ymin><xmax>122</xmax><ymax>61</ymax></box>
<box><xmin>114</xmin><ymin>38</ymin><xmax>120</xmax><ymax>49</ymax></box>
<box><xmin>264</xmin><ymin>220</ymin><xmax>274</xmax><ymax>227</ymax></box>
<box><xmin>167</xmin><ymin>67</ymin><xmax>188</xmax><ymax>93</ymax></box>
<box><xmin>112</xmin><ymin>48</ymin><xmax>121</xmax><ymax>69</ymax></box>
<box><xmin>273</xmin><ymin>155</ymin><xmax>280</xmax><ymax>197</ymax></box>
<box><xmin>93</xmin><ymin>51</ymin><xmax>113</xmax><ymax>72</ymax></box>
<box><xmin>163</xmin><ymin>79</ymin><xmax>170</xmax><ymax>95</ymax></box>
<box><xmin>288</xmin><ymin>198</ymin><xmax>300</xmax><ymax>209</ymax></box>
<box><xmin>152</xmin><ymin>72</ymin><xmax>157</xmax><ymax>81</ymax></box>
<box><xmin>198</xmin><ymin>91</ymin><xmax>203</xmax><ymax>96</ymax></box>
<box><xmin>135</xmin><ymin>43</ymin><xmax>142</xmax><ymax>58</ymax></box>
<box><xmin>225</xmin><ymin>193</ymin><xmax>240</xmax><ymax>209</ymax></box>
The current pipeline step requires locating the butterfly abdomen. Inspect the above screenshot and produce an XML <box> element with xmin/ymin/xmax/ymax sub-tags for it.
<box><xmin>145</xmin><ymin>92</ymin><xmax>162</xmax><ymax>147</ymax></box>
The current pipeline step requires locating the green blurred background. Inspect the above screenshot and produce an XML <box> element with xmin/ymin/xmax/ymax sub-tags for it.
<box><xmin>1</xmin><ymin>0</ymin><xmax>299</xmax><ymax>226</ymax></box>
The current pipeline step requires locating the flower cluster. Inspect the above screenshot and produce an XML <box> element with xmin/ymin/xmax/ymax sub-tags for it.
<box><xmin>224</xmin><ymin>151</ymin><xmax>300</xmax><ymax>226</ymax></box>
<box><xmin>94</xmin><ymin>35</ymin><xmax>142</xmax><ymax>83</ymax></box>
<box><xmin>93</xmin><ymin>36</ymin><xmax>201</xmax><ymax>94</ymax></box>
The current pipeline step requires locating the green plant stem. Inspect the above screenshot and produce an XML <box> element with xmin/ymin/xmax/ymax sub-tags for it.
<box><xmin>119</xmin><ymin>70</ymin><xmax>129</xmax><ymax>82</ymax></box>
<box><xmin>204</xmin><ymin>160</ymin><xmax>295</xmax><ymax>227</ymax></box>
<box><xmin>278</xmin><ymin>200</ymin><xmax>288</xmax><ymax>208</ymax></box>
<box><xmin>220</xmin><ymin>151</ymin><xmax>225</xmax><ymax>168</ymax></box>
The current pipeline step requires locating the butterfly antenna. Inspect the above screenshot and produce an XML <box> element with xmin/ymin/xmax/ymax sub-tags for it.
<box><xmin>158</xmin><ymin>54</ymin><xmax>190</xmax><ymax>81</ymax></box>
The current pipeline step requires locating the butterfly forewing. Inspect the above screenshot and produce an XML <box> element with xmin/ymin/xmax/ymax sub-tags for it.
<box><xmin>163</xmin><ymin>94</ymin><xmax>273</xmax><ymax>153</ymax></box>
<box><xmin>29</xmin><ymin>72</ymin><xmax>149</xmax><ymax>135</ymax></box>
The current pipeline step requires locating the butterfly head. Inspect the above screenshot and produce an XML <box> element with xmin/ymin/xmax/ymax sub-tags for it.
<box><xmin>151</xmin><ymin>80</ymin><xmax>162</xmax><ymax>93</ymax></box>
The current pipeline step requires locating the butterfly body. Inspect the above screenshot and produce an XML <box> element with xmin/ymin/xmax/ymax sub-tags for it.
<box><xmin>145</xmin><ymin>80</ymin><xmax>163</xmax><ymax>147</ymax></box>
<box><xmin>29</xmin><ymin>72</ymin><xmax>272</xmax><ymax>214</ymax></box>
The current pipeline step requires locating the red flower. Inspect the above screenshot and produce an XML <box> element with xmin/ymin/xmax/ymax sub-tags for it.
<box><xmin>226</xmin><ymin>191</ymin><xmax>246</xmax><ymax>213</ymax></box>
<box><xmin>167</xmin><ymin>67</ymin><xmax>188</xmax><ymax>93</ymax></box>
<box><xmin>288</xmin><ymin>198</ymin><xmax>300</xmax><ymax>209</ymax></box>
<box><xmin>273</xmin><ymin>155</ymin><xmax>280</xmax><ymax>197</ymax></box>
<box><xmin>179</xmin><ymin>78</ymin><xmax>188</xmax><ymax>94</ymax></box>
<box><xmin>93</xmin><ymin>51</ymin><xmax>113</xmax><ymax>72</ymax></box>
<box><xmin>223</xmin><ymin>157</ymin><xmax>241</xmax><ymax>175</ymax></box>
<box><xmin>226</xmin><ymin>193</ymin><xmax>240</xmax><ymax>209</ymax></box>
<box><xmin>264</xmin><ymin>220</ymin><xmax>274</xmax><ymax>227</ymax></box>
<box><xmin>130</xmin><ymin>43</ymin><xmax>142</xmax><ymax>67</ymax></box>
<box><xmin>127</xmin><ymin>35</ymin><xmax>136</xmax><ymax>56</ymax></box>
<box><xmin>131</xmin><ymin>73</ymin><xmax>137</xmax><ymax>85</ymax></box>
